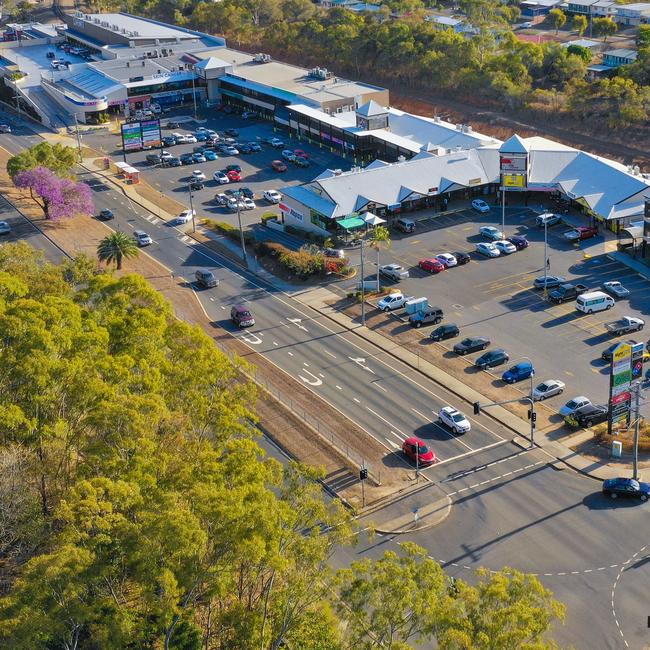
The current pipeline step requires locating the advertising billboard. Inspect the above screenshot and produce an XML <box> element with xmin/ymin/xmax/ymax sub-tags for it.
<box><xmin>609</xmin><ymin>342</ymin><xmax>633</xmax><ymax>433</ymax></box>
<box><xmin>121</xmin><ymin>121</ymin><xmax>142</xmax><ymax>152</ymax></box>
<box><xmin>141</xmin><ymin>119</ymin><xmax>162</xmax><ymax>149</ymax></box>
<box><xmin>499</xmin><ymin>154</ymin><xmax>527</xmax><ymax>173</ymax></box>
<box><xmin>503</xmin><ymin>174</ymin><xmax>526</xmax><ymax>189</ymax></box>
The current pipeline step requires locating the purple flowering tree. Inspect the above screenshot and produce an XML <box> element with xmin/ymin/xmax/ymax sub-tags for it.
<box><xmin>13</xmin><ymin>166</ymin><xmax>94</xmax><ymax>221</ymax></box>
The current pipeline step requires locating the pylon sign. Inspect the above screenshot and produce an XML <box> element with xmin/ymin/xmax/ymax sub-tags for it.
<box><xmin>608</xmin><ymin>342</ymin><xmax>635</xmax><ymax>434</ymax></box>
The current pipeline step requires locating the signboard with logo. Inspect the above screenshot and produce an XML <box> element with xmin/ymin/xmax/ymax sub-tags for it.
<box><xmin>279</xmin><ymin>202</ymin><xmax>304</xmax><ymax>223</ymax></box>
<box><xmin>499</xmin><ymin>154</ymin><xmax>527</xmax><ymax>173</ymax></box>
<box><xmin>609</xmin><ymin>342</ymin><xmax>633</xmax><ymax>433</ymax></box>
<box><xmin>121</xmin><ymin>121</ymin><xmax>142</xmax><ymax>152</ymax></box>
<box><xmin>503</xmin><ymin>174</ymin><xmax>526</xmax><ymax>189</ymax></box>
<box><xmin>141</xmin><ymin>119</ymin><xmax>161</xmax><ymax>149</ymax></box>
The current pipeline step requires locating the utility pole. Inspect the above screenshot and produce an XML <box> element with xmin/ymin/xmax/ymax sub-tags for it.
<box><xmin>632</xmin><ymin>381</ymin><xmax>641</xmax><ymax>480</ymax></box>
<box><xmin>235</xmin><ymin>190</ymin><xmax>247</xmax><ymax>264</ymax></box>
<box><xmin>74</xmin><ymin>113</ymin><xmax>82</xmax><ymax>162</ymax></box>
<box><xmin>191</xmin><ymin>71</ymin><xmax>197</xmax><ymax>120</ymax></box>
<box><xmin>543</xmin><ymin>218</ymin><xmax>549</xmax><ymax>299</ymax></box>
<box><xmin>188</xmin><ymin>183</ymin><xmax>195</xmax><ymax>233</ymax></box>
<box><xmin>360</xmin><ymin>238</ymin><xmax>365</xmax><ymax>326</ymax></box>
<box><xmin>501</xmin><ymin>184</ymin><xmax>506</xmax><ymax>235</ymax></box>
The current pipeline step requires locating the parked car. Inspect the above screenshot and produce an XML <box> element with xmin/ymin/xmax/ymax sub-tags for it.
<box><xmin>602</xmin><ymin>477</ymin><xmax>650</xmax><ymax>501</ymax></box>
<box><xmin>533</xmin><ymin>275</ymin><xmax>566</xmax><ymax>289</ymax></box>
<box><xmin>476</xmin><ymin>242</ymin><xmax>500</xmax><ymax>258</ymax></box>
<box><xmin>185</xmin><ymin>135</ymin><xmax>198</xmax><ymax>144</ymax></box>
<box><xmin>438</xmin><ymin>406</ymin><xmax>471</xmax><ymax>434</ymax></box>
<box><xmin>377</xmin><ymin>292</ymin><xmax>413</xmax><ymax>312</ymax></box>
<box><xmin>559</xmin><ymin>396</ymin><xmax>591</xmax><ymax>417</ymax></box>
<box><xmin>475</xmin><ymin>348</ymin><xmax>509</xmax><ymax>369</ymax></box>
<box><xmin>435</xmin><ymin>253</ymin><xmax>457</xmax><ymax>268</ymax></box>
<box><xmin>215</xmin><ymin>193</ymin><xmax>228</xmax><ymax>206</ymax></box>
<box><xmin>176</xmin><ymin>209</ymin><xmax>195</xmax><ymax>224</ymax></box>
<box><xmin>162</xmin><ymin>136</ymin><xmax>177</xmax><ymax>147</ymax></box>
<box><xmin>146</xmin><ymin>153</ymin><xmax>161</xmax><ymax>165</ymax></box>
<box><xmin>167</xmin><ymin>157</ymin><xmax>181</xmax><ymax>167</ymax></box>
<box><xmin>270</xmin><ymin>138</ymin><xmax>285</xmax><ymax>148</ymax></box>
<box><xmin>239</xmin><ymin>144</ymin><xmax>252</xmax><ymax>154</ymax></box>
<box><xmin>567</xmin><ymin>403</ymin><xmax>608</xmax><ymax>428</ymax></box>
<box><xmin>536</xmin><ymin>213</ymin><xmax>562</xmax><ymax>227</ymax></box>
<box><xmin>97</xmin><ymin>209</ymin><xmax>114</xmax><ymax>221</ymax></box>
<box><xmin>479</xmin><ymin>226</ymin><xmax>504</xmax><ymax>240</ymax></box>
<box><xmin>231</xmin><ymin>304</ymin><xmax>255</xmax><ymax>327</ymax></box>
<box><xmin>213</xmin><ymin>171</ymin><xmax>230</xmax><ymax>184</ymax></box>
<box><xmin>409</xmin><ymin>306</ymin><xmax>444</xmax><ymax>328</ymax></box>
<box><xmin>605</xmin><ymin>316</ymin><xmax>645</xmax><ymax>336</ymax></box>
<box><xmin>204</xmin><ymin>150</ymin><xmax>218</xmax><ymax>161</ymax></box>
<box><xmin>225</xmin><ymin>164</ymin><xmax>242</xmax><ymax>173</ymax></box>
<box><xmin>194</xmin><ymin>268</ymin><xmax>218</xmax><ymax>288</ymax></box>
<box><xmin>0</xmin><ymin>220</ymin><xmax>11</xmax><ymax>234</ymax></box>
<box><xmin>224</xmin><ymin>146</ymin><xmax>239</xmax><ymax>155</ymax></box>
<box><xmin>294</xmin><ymin>149</ymin><xmax>309</xmax><ymax>159</ymax></box>
<box><xmin>227</xmin><ymin>170</ymin><xmax>241</xmax><ymax>182</ymax></box>
<box><xmin>395</xmin><ymin>218</ymin><xmax>415</xmax><ymax>233</ymax></box>
<box><xmin>238</xmin><ymin>187</ymin><xmax>254</xmax><ymax>199</ymax></box>
<box><xmin>192</xmin><ymin>170</ymin><xmax>206</xmax><ymax>181</ymax></box>
<box><xmin>602</xmin><ymin>281</ymin><xmax>630</xmax><ymax>299</ymax></box>
<box><xmin>281</xmin><ymin>149</ymin><xmax>296</xmax><ymax>162</ymax></box>
<box><xmin>263</xmin><ymin>189</ymin><xmax>282</xmax><ymax>203</ymax></box>
<box><xmin>419</xmin><ymin>258</ymin><xmax>445</xmax><ymax>274</ymax></box>
<box><xmin>507</xmin><ymin>235</ymin><xmax>529</xmax><ymax>250</ymax></box>
<box><xmin>272</xmin><ymin>160</ymin><xmax>288</xmax><ymax>172</ymax></box>
<box><xmin>548</xmin><ymin>283</ymin><xmax>589</xmax><ymax>303</ymax></box>
<box><xmin>402</xmin><ymin>437</ymin><xmax>436</xmax><ymax>466</ymax></box>
<box><xmin>430</xmin><ymin>323</ymin><xmax>460</xmax><ymax>342</ymax></box>
<box><xmin>502</xmin><ymin>361</ymin><xmax>534</xmax><ymax>384</ymax></box>
<box><xmin>494</xmin><ymin>240</ymin><xmax>517</xmax><ymax>255</ymax></box>
<box><xmin>379</xmin><ymin>264</ymin><xmax>409</xmax><ymax>281</ymax></box>
<box><xmin>532</xmin><ymin>379</ymin><xmax>565</xmax><ymax>401</ymax></box>
<box><xmin>602</xmin><ymin>340</ymin><xmax>639</xmax><ymax>362</ymax></box>
<box><xmin>453</xmin><ymin>251</ymin><xmax>471</xmax><ymax>265</ymax></box>
<box><xmin>324</xmin><ymin>248</ymin><xmax>344</xmax><ymax>258</ymax></box>
<box><xmin>472</xmin><ymin>199</ymin><xmax>490</xmax><ymax>213</ymax></box>
<box><xmin>133</xmin><ymin>230</ymin><xmax>152</xmax><ymax>247</ymax></box>
<box><xmin>294</xmin><ymin>157</ymin><xmax>310</xmax><ymax>168</ymax></box>
<box><xmin>180</xmin><ymin>153</ymin><xmax>194</xmax><ymax>165</ymax></box>
<box><xmin>192</xmin><ymin>153</ymin><xmax>206</xmax><ymax>163</ymax></box>
<box><xmin>242</xmin><ymin>197</ymin><xmax>256</xmax><ymax>210</ymax></box>
<box><xmin>249</xmin><ymin>143</ymin><xmax>262</xmax><ymax>152</ymax></box>
<box><xmin>224</xmin><ymin>128</ymin><xmax>239</xmax><ymax>137</ymax></box>
<box><xmin>563</xmin><ymin>226</ymin><xmax>598</xmax><ymax>241</ymax></box>
<box><xmin>453</xmin><ymin>337</ymin><xmax>490</xmax><ymax>355</ymax></box>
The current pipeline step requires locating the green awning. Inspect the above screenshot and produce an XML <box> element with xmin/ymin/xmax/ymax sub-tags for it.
<box><xmin>337</xmin><ymin>216</ymin><xmax>366</xmax><ymax>230</ymax></box>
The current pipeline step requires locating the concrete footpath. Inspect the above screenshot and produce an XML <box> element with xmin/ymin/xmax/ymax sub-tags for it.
<box><xmin>295</xmin><ymin>286</ymin><xmax>650</xmax><ymax>483</ymax></box>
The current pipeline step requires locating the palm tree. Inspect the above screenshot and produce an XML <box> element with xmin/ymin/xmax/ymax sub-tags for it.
<box><xmin>368</xmin><ymin>225</ymin><xmax>391</xmax><ymax>291</ymax></box>
<box><xmin>97</xmin><ymin>231</ymin><xmax>139</xmax><ymax>270</ymax></box>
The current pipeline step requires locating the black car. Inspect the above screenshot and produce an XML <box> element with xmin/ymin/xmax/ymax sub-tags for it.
<box><xmin>180</xmin><ymin>153</ymin><xmax>194</xmax><ymax>165</ymax></box>
<box><xmin>430</xmin><ymin>324</ymin><xmax>460</xmax><ymax>342</ymax></box>
<box><xmin>239</xmin><ymin>144</ymin><xmax>252</xmax><ymax>154</ymax></box>
<box><xmin>602</xmin><ymin>477</ymin><xmax>650</xmax><ymax>501</ymax></box>
<box><xmin>97</xmin><ymin>209</ymin><xmax>114</xmax><ymax>221</ymax></box>
<box><xmin>224</xmin><ymin>188</ymin><xmax>239</xmax><ymax>197</ymax></box>
<box><xmin>239</xmin><ymin>187</ymin><xmax>255</xmax><ymax>199</ymax></box>
<box><xmin>571</xmin><ymin>403</ymin><xmax>608</xmax><ymax>428</ymax></box>
<box><xmin>225</xmin><ymin>128</ymin><xmax>239</xmax><ymax>137</ymax></box>
<box><xmin>507</xmin><ymin>235</ymin><xmax>529</xmax><ymax>250</ymax></box>
<box><xmin>475</xmin><ymin>348</ymin><xmax>509</xmax><ymax>369</ymax></box>
<box><xmin>453</xmin><ymin>252</ymin><xmax>471</xmax><ymax>266</ymax></box>
<box><xmin>162</xmin><ymin>136</ymin><xmax>177</xmax><ymax>146</ymax></box>
<box><xmin>165</xmin><ymin>121</ymin><xmax>181</xmax><ymax>129</ymax></box>
<box><xmin>225</xmin><ymin>164</ymin><xmax>242</xmax><ymax>173</ymax></box>
<box><xmin>193</xmin><ymin>145</ymin><xmax>207</xmax><ymax>153</ymax></box>
<box><xmin>453</xmin><ymin>336</ymin><xmax>490</xmax><ymax>355</ymax></box>
<box><xmin>168</xmin><ymin>157</ymin><xmax>181</xmax><ymax>167</ymax></box>
<box><xmin>601</xmin><ymin>340</ymin><xmax>637</xmax><ymax>362</ymax></box>
<box><xmin>146</xmin><ymin>153</ymin><xmax>161</xmax><ymax>164</ymax></box>
<box><xmin>190</xmin><ymin>180</ymin><xmax>205</xmax><ymax>191</ymax></box>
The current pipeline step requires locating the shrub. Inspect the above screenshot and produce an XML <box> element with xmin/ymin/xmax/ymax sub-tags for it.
<box><xmin>261</xmin><ymin>212</ymin><xmax>278</xmax><ymax>225</ymax></box>
<box><xmin>278</xmin><ymin>248</ymin><xmax>324</xmax><ymax>277</ymax></box>
<box><xmin>258</xmin><ymin>241</ymin><xmax>288</xmax><ymax>257</ymax></box>
<box><xmin>203</xmin><ymin>219</ymin><xmax>254</xmax><ymax>245</ymax></box>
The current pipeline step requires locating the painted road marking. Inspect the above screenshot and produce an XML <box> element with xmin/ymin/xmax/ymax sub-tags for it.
<box><xmin>367</xmin><ymin>406</ymin><xmax>408</xmax><ymax>437</ymax></box>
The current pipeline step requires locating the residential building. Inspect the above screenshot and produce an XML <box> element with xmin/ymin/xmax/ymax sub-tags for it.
<box><xmin>615</xmin><ymin>2</ymin><xmax>650</xmax><ymax>25</ymax></box>
<box><xmin>602</xmin><ymin>48</ymin><xmax>638</xmax><ymax>67</ymax></box>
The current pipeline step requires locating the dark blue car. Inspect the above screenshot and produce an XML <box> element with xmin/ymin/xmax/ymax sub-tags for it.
<box><xmin>502</xmin><ymin>361</ymin><xmax>534</xmax><ymax>383</ymax></box>
<box><xmin>602</xmin><ymin>478</ymin><xmax>650</xmax><ymax>501</ymax></box>
<box><xmin>507</xmin><ymin>235</ymin><xmax>529</xmax><ymax>250</ymax></box>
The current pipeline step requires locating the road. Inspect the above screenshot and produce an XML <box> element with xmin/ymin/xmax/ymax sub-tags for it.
<box><xmin>2</xmin><ymin>120</ymin><xmax>650</xmax><ymax>648</ymax></box>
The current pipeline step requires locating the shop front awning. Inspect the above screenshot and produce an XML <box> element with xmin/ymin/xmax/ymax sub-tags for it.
<box><xmin>363</xmin><ymin>212</ymin><xmax>387</xmax><ymax>226</ymax></box>
<box><xmin>337</xmin><ymin>216</ymin><xmax>366</xmax><ymax>230</ymax></box>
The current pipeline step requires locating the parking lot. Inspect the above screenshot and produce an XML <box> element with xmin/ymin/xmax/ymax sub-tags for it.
<box><xmin>350</xmin><ymin>205</ymin><xmax>650</xmax><ymax>419</ymax></box>
<box><xmin>82</xmin><ymin>112</ymin><xmax>350</xmax><ymax>228</ymax></box>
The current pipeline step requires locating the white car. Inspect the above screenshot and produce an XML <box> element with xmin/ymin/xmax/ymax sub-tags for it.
<box><xmin>479</xmin><ymin>226</ymin><xmax>504</xmax><ymax>240</ymax></box>
<box><xmin>227</xmin><ymin>199</ymin><xmax>245</xmax><ymax>213</ymax></box>
<box><xmin>264</xmin><ymin>190</ymin><xmax>282</xmax><ymax>204</ymax></box>
<box><xmin>224</xmin><ymin>146</ymin><xmax>239</xmax><ymax>155</ymax></box>
<box><xmin>435</xmin><ymin>253</ymin><xmax>457</xmax><ymax>268</ymax></box>
<box><xmin>533</xmin><ymin>380</ymin><xmax>566</xmax><ymax>401</ymax></box>
<box><xmin>520</xmin><ymin>21</ymin><xmax>533</xmax><ymax>28</ymax></box>
<box><xmin>176</xmin><ymin>209</ymin><xmax>195</xmax><ymax>224</ymax></box>
<box><xmin>438</xmin><ymin>406</ymin><xmax>471</xmax><ymax>434</ymax></box>
<box><xmin>213</xmin><ymin>171</ymin><xmax>230</xmax><ymax>184</ymax></box>
<box><xmin>192</xmin><ymin>170</ymin><xmax>206</xmax><ymax>181</ymax></box>
<box><xmin>494</xmin><ymin>239</ymin><xmax>517</xmax><ymax>255</ymax></box>
<box><xmin>559</xmin><ymin>396</ymin><xmax>591</xmax><ymax>417</ymax></box>
<box><xmin>536</xmin><ymin>213</ymin><xmax>562</xmax><ymax>227</ymax></box>
<box><xmin>0</xmin><ymin>220</ymin><xmax>10</xmax><ymax>234</ymax></box>
<box><xmin>160</xmin><ymin>150</ymin><xmax>173</xmax><ymax>161</ymax></box>
<box><xmin>379</xmin><ymin>263</ymin><xmax>410</xmax><ymax>281</ymax></box>
<box><xmin>0</xmin><ymin>124</ymin><xmax>12</xmax><ymax>133</ymax></box>
<box><xmin>472</xmin><ymin>199</ymin><xmax>490</xmax><ymax>213</ymax></box>
<box><xmin>185</xmin><ymin>135</ymin><xmax>198</xmax><ymax>144</ymax></box>
<box><xmin>242</xmin><ymin>197</ymin><xmax>256</xmax><ymax>210</ymax></box>
<box><xmin>215</xmin><ymin>192</ymin><xmax>228</xmax><ymax>206</ymax></box>
<box><xmin>172</xmin><ymin>132</ymin><xmax>186</xmax><ymax>142</ymax></box>
<box><xmin>476</xmin><ymin>242</ymin><xmax>500</xmax><ymax>258</ymax></box>
<box><xmin>270</xmin><ymin>138</ymin><xmax>284</xmax><ymax>148</ymax></box>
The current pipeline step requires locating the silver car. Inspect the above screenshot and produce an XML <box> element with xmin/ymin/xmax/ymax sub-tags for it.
<box><xmin>0</xmin><ymin>220</ymin><xmax>10</xmax><ymax>235</ymax></box>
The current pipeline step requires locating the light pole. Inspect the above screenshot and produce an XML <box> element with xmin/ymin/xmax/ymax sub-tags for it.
<box><xmin>632</xmin><ymin>381</ymin><xmax>642</xmax><ymax>480</ymax></box>
<box><xmin>501</xmin><ymin>183</ymin><xmax>506</xmax><ymax>235</ymax></box>
<box><xmin>188</xmin><ymin>182</ymin><xmax>196</xmax><ymax>233</ymax></box>
<box><xmin>360</xmin><ymin>238</ymin><xmax>365</xmax><ymax>326</ymax></box>
<box><xmin>191</xmin><ymin>70</ymin><xmax>197</xmax><ymax>120</ymax></box>
<box><xmin>73</xmin><ymin>113</ymin><xmax>82</xmax><ymax>162</ymax></box>
<box><xmin>517</xmin><ymin>355</ymin><xmax>536</xmax><ymax>449</ymax></box>
<box><xmin>233</xmin><ymin>189</ymin><xmax>247</xmax><ymax>264</ymax></box>
<box><xmin>543</xmin><ymin>218</ymin><xmax>549</xmax><ymax>299</ymax></box>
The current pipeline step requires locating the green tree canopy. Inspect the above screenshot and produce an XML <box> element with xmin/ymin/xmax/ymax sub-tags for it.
<box><xmin>572</xmin><ymin>14</ymin><xmax>587</xmax><ymax>36</ymax></box>
<box><xmin>548</xmin><ymin>8</ymin><xmax>566</xmax><ymax>34</ymax></box>
<box><xmin>592</xmin><ymin>16</ymin><xmax>617</xmax><ymax>41</ymax></box>
<box><xmin>97</xmin><ymin>230</ymin><xmax>140</xmax><ymax>270</ymax></box>
<box><xmin>6</xmin><ymin>142</ymin><xmax>77</xmax><ymax>179</ymax></box>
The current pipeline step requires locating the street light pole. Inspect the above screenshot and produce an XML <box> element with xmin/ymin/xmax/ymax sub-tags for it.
<box><xmin>74</xmin><ymin>113</ymin><xmax>82</xmax><ymax>162</ymax></box>
<box><xmin>501</xmin><ymin>183</ymin><xmax>506</xmax><ymax>235</ymax></box>
<box><xmin>632</xmin><ymin>381</ymin><xmax>641</xmax><ymax>480</ymax></box>
<box><xmin>235</xmin><ymin>191</ymin><xmax>247</xmax><ymax>264</ymax></box>
<box><xmin>543</xmin><ymin>219</ymin><xmax>548</xmax><ymax>299</ymax></box>
<box><xmin>191</xmin><ymin>72</ymin><xmax>197</xmax><ymax>120</ymax></box>
<box><xmin>188</xmin><ymin>183</ymin><xmax>196</xmax><ymax>233</ymax></box>
<box><xmin>360</xmin><ymin>238</ymin><xmax>365</xmax><ymax>326</ymax></box>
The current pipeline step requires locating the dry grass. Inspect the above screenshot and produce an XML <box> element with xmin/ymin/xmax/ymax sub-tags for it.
<box><xmin>594</xmin><ymin>420</ymin><xmax>650</xmax><ymax>453</ymax></box>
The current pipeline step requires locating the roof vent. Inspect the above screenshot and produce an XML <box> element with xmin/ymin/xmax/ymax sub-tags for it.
<box><xmin>397</xmin><ymin>155</ymin><xmax>406</xmax><ymax>163</ymax></box>
<box><xmin>456</xmin><ymin>123</ymin><xmax>463</xmax><ymax>131</ymax></box>
<box><xmin>253</xmin><ymin>53</ymin><xmax>272</xmax><ymax>63</ymax></box>
<box><xmin>333</xmin><ymin>168</ymin><xmax>343</xmax><ymax>175</ymax></box>
<box><xmin>433</xmin><ymin>116</ymin><xmax>441</xmax><ymax>123</ymax></box>
<box><xmin>466</xmin><ymin>125</ymin><xmax>473</xmax><ymax>133</ymax></box>
<box><xmin>634</xmin><ymin>165</ymin><xmax>641</xmax><ymax>174</ymax></box>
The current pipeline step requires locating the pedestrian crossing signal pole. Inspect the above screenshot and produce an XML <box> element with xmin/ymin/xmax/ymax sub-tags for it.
<box><xmin>359</xmin><ymin>466</ymin><xmax>368</xmax><ymax>507</ymax></box>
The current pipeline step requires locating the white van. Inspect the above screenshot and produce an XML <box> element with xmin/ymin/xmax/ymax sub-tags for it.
<box><xmin>576</xmin><ymin>291</ymin><xmax>615</xmax><ymax>314</ymax></box>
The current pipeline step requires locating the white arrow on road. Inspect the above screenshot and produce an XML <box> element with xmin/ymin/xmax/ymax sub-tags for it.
<box><xmin>349</xmin><ymin>356</ymin><xmax>375</xmax><ymax>374</ymax></box>
<box><xmin>298</xmin><ymin>369</ymin><xmax>323</xmax><ymax>386</ymax></box>
<box><xmin>239</xmin><ymin>332</ymin><xmax>263</xmax><ymax>345</ymax></box>
<box><xmin>286</xmin><ymin>317</ymin><xmax>308</xmax><ymax>332</ymax></box>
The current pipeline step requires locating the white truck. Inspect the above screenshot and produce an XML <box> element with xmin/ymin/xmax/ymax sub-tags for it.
<box><xmin>604</xmin><ymin>316</ymin><xmax>645</xmax><ymax>337</ymax></box>
<box><xmin>377</xmin><ymin>292</ymin><xmax>414</xmax><ymax>312</ymax></box>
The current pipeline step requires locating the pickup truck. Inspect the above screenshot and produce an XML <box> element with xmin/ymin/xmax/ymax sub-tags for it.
<box><xmin>377</xmin><ymin>292</ymin><xmax>414</xmax><ymax>312</ymax></box>
<box><xmin>604</xmin><ymin>316</ymin><xmax>645</xmax><ymax>336</ymax></box>
<box><xmin>379</xmin><ymin>264</ymin><xmax>410</xmax><ymax>281</ymax></box>
<box><xmin>563</xmin><ymin>226</ymin><xmax>598</xmax><ymax>241</ymax></box>
<box><xmin>549</xmin><ymin>283</ymin><xmax>589</xmax><ymax>303</ymax></box>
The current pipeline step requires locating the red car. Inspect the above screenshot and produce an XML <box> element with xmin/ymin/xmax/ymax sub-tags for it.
<box><xmin>226</xmin><ymin>170</ymin><xmax>241</xmax><ymax>182</ymax></box>
<box><xmin>402</xmin><ymin>437</ymin><xmax>436</xmax><ymax>466</ymax></box>
<box><xmin>271</xmin><ymin>160</ymin><xmax>287</xmax><ymax>172</ymax></box>
<box><xmin>419</xmin><ymin>258</ymin><xmax>445</xmax><ymax>274</ymax></box>
<box><xmin>294</xmin><ymin>149</ymin><xmax>309</xmax><ymax>160</ymax></box>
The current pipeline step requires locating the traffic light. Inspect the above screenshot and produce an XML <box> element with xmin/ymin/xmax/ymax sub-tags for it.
<box><xmin>473</xmin><ymin>402</ymin><xmax>481</xmax><ymax>415</ymax></box>
<box><xmin>527</xmin><ymin>410</ymin><xmax>537</xmax><ymax>422</ymax></box>
<box><xmin>359</xmin><ymin>468</ymin><xmax>368</xmax><ymax>481</ymax></box>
